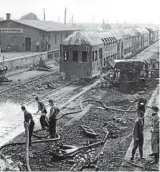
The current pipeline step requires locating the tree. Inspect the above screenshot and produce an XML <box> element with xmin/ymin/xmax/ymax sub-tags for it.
<box><xmin>20</xmin><ymin>12</ymin><xmax>39</xmax><ymax>20</ymax></box>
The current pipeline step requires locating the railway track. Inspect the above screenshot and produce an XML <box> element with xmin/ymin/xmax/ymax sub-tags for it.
<box><xmin>0</xmin><ymin>69</ymin><xmax>61</xmax><ymax>104</ymax></box>
<box><xmin>0</xmin><ymin>59</ymin><xmax>58</xmax><ymax>91</ymax></box>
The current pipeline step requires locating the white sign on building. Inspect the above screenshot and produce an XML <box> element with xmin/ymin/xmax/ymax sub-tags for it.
<box><xmin>0</xmin><ymin>28</ymin><xmax>23</xmax><ymax>33</ymax></box>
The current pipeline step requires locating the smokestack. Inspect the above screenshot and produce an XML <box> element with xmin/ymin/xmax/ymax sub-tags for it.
<box><xmin>43</xmin><ymin>8</ymin><xmax>45</xmax><ymax>21</ymax></box>
<box><xmin>64</xmin><ymin>7</ymin><xmax>67</xmax><ymax>24</ymax></box>
<box><xmin>6</xmin><ymin>13</ymin><xmax>11</xmax><ymax>20</ymax></box>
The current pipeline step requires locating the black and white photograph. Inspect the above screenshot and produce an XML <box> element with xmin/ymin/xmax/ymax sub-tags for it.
<box><xmin>0</xmin><ymin>0</ymin><xmax>159</xmax><ymax>171</ymax></box>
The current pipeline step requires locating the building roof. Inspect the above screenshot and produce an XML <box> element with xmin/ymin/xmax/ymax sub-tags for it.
<box><xmin>0</xmin><ymin>19</ymin><xmax>80</xmax><ymax>32</ymax></box>
<box><xmin>62</xmin><ymin>31</ymin><xmax>103</xmax><ymax>46</ymax></box>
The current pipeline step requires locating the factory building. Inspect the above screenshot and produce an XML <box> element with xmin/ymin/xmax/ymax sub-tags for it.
<box><xmin>0</xmin><ymin>13</ymin><xmax>80</xmax><ymax>52</ymax></box>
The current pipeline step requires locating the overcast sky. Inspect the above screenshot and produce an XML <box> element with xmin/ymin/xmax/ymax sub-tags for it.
<box><xmin>0</xmin><ymin>0</ymin><xmax>159</xmax><ymax>24</ymax></box>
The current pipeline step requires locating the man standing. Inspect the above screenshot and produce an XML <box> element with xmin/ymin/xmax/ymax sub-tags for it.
<box><xmin>21</xmin><ymin>106</ymin><xmax>35</xmax><ymax>147</ymax></box>
<box><xmin>137</xmin><ymin>98</ymin><xmax>147</xmax><ymax>114</ymax></box>
<box><xmin>130</xmin><ymin>111</ymin><xmax>144</xmax><ymax>160</ymax></box>
<box><xmin>48</xmin><ymin>100</ymin><xmax>60</xmax><ymax>138</ymax></box>
<box><xmin>35</xmin><ymin>97</ymin><xmax>49</xmax><ymax>130</ymax></box>
<box><xmin>149</xmin><ymin>111</ymin><xmax>159</xmax><ymax>164</ymax></box>
<box><xmin>137</xmin><ymin>98</ymin><xmax>147</xmax><ymax>124</ymax></box>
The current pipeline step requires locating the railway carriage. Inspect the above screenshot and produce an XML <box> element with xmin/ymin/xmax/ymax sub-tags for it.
<box><xmin>99</xmin><ymin>31</ymin><xmax>118</xmax><ymax>68</ymax></box>
<box><xmin>110</xmin><ymin>59</ymin><xmax>148</xmax><ymax>92</ymax></box>
<box><xmin>60</xmin><ymin>31</ymin><xmax>103</xmax><ymax>81</ymax></box>
<box><xmin>131</xmin><ymin>28</ymin><xmax>142</xmax><ymax>53</ymax></box>
<box><xmin>136</xmin><ymin>28</ymin><xmax>149</xmax><ymax>50</ymax></box>
<box><xmin>146</xmin><ymin>27</ymin><xmax>159</xmax><ymax>45</ymax></box>
<box><xmin>122</xmin><ymin>29</ymin><xmax>133</xmax><ymax>58</ymax></box>
<box><xmin>60</xmin><ymin>26</ymin><xmax>159</xmax><ymax>82</ymax></box>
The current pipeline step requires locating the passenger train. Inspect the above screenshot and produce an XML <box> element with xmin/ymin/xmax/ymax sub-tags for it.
<box><xmin>60</xmin><ymin>27</ymin><xmax>159</xmax><ymax>82</ymax></box>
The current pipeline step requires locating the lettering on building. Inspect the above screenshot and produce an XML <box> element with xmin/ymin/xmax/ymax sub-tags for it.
<box><xmin>0</xmin><ymin>28</ymin><xmax>23</xmax><ymax>33</ymax></box>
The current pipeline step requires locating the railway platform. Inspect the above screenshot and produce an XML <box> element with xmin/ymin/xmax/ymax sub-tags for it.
<box><xmin>122</xmin><ymin>85</ymin><xmax>159</xmax><ymax>171</ymax></box>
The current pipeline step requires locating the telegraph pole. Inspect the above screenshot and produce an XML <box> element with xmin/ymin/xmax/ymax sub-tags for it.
<box><xmin>43</xmin><ymin>8</ymin><xmax>46</xmax><ymax>21</ymax></box>
<box><xmin>64</xmin><ymin>7</ymin><xmax>67</xmax><ymax>24</ymax></box>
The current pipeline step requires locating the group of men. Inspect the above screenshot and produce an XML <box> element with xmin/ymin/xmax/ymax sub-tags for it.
<box><xmin>21</xmin><ymin>97</ymin><xmax>60</xmax><ymax>146</ymax></box>
<box><xmin>131</xmin><ymin>98</ymin><xmax>159</xmax><ymax>164</ymax></box>
<box><xmin>21</xmin><ymin>96</ymin><xmax>159</xmax><ymax>164</ymax></box>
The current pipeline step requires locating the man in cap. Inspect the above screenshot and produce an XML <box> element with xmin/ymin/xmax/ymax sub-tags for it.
<box><xmin>137</xmin><ymin>98</ymin><xmax>147</xmax><ymax>114</ymax></box>
<box><xmin>21</xmin><ymin>105</ymin><xmax>35</xmax><ymax>147</ymax></box>
<box><xmin>130</xmin><ymin>111</ymin><xmax>144</xmax><ymax>161</ymax></box>
<box><xmin>48</xmin><ymin>100</ymin><xmax>60</xmax><ymax>138</ymax></box>
<box><xmin>35</xmin><ymin>96</ymin><xmax>49</xmax><ymax>130</ymax></box>
<box><xmin>137</xmin><ymin>98</ymin><xmax>147</xmax><ymax>124</ymax></box>
<box><xmin>149</xmin><ymin>107</ymin><xmax>159</xmax><ymax>164</ymax></box>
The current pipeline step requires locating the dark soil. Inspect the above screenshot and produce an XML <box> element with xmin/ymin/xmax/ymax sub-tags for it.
<box><xmin>1</xmin><ymin>82</ymin><xmax>157</xmax><ymax>171</ymax></box>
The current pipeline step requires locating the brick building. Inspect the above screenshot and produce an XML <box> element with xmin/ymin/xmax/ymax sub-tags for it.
<box><xmin>0</xmin><ymin>13</ymin><xmax>80</xmax><ymax>52</ymax></box>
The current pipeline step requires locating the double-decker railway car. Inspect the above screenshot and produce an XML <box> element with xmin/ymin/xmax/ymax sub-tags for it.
<box><xmin>60</xmin><ymin>32</ymin><xmax>103</xmax><ymax>81</ymax></box>
<box><xmin>131</xmin><ymin>28</ymin><xmax>142</xmax><ymax>54</ymax></box>
<box><xmin>146</xmin><ymin>27</ymin><xmax>159</xmax><ymax>45</ymax></box>
<box><xmin>99</xmin><ymin>31</ymin><xmax>118</xmax><ymax>68</ymax></box>
<box><xmin>60</xmin><ymin>26</ymin><xmax>159</xmax><ymax>82</ymax></box>
<box><xmin>121</xmin><ymin>29</ymin><xmax>133</xmax><ymax>58</ymax></box>
<box><xmin>136</xmin><ymin>28</ymin><xmax>149</xmax><ymax>50</ymax></box>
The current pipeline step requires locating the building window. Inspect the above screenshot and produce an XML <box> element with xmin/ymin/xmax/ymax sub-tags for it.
<box><xmin>82</xmin><ymin>51</ymin><xmax>87</xmax><ymax>62</ymax></box>
<box><xmin>73</xmin><ymin>51</ymin><xmax>78</xmax><ymax>62</ymax></box>
<box><xmin>92</xmin><ymin>51</ymin><xmax>94</xmax><ymax>61</ymax></box>
<box><xmin>55</xmin><ymin>33</ymin><xmax>57</xmax><ymax>44</ymax></box>
<box><xmin>64</xmin><ymin>51</ymin><xmax>69</xmax><ymax>61</ymax></box>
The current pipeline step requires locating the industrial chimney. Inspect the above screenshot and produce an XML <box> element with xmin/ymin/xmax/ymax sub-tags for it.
<box><xmin>6</xmin><ymin>13</ymin><xmax>11</xmax><ymax>20</ymax></box>
<box><xmin>64</xmin><ymin>7</ymin><xmax>67</xmax><ymax>24</ymax></box>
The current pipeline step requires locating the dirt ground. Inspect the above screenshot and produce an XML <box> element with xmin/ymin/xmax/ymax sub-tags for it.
<box><xmin>0</xmin><ymin>80</ymin><xmax>157</xmax><ymax>171</ymax></box>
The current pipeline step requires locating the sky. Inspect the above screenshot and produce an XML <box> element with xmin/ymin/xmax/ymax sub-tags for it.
<box><xmin>0</xmin><ymin>0</ymin><xmax>159</xmax><ymax>24</ymax></box>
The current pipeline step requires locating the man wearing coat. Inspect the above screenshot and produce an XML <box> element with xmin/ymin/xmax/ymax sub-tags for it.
<box><xmin>149</xmin><ymin>112</ymin><xmax>159</xmax><ymax>164</ymax></box>
<box><xmin>48</xmin><ymin>100</ymin><xmax>60</xmax><ymax>138</ymax></box>
<box><xmin>130</xmin><ymin>111</ymin><xmax>144</xmax><ymax>160</ymax></box>
<box><xmin>35</xmin><ymin>97</ymin><xmax>49</xmax><ymax>130</ymax></box>
<box><xmin>21</xmin><ymin>105</ymin><xmax>35</xmax><ymax>147</ymax></box>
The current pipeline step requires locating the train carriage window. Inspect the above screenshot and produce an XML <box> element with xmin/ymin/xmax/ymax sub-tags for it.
<box><xmin>92</xmin><ymin>51</ymin><xmax>94</xmax><ymax>61</ymax></box>
<box><xmin>95</xmin><ymin>50</ymin><xmax>98</xmax><ymax>60</ymax></box>
<box><xmin>73</xmin><ymin>51</ymin><xmax>78</xmax><ymax>62</ymax></box>
<box><xmin>63</xmin><ymin>51</ymin><xmax>69</xmax><ymax>61</ymax></box>
<box><xmin>82</xmin><ymin>51</ymin><xmax>87</xmax><ymax>62</ymax></box>
<box><xmin>99</xmin><ymin>48</ymin><xmax>102</xmax><ymax>59</ymax></box>
<box><xmin>60</xmin><ymin>33</ymin><xmax>63</xmax><ymax>42</ymax></box>
<box><xmin>55</xmin><ymin>33</ymin><xmax>57</xmax><ymax>44</ymax></box>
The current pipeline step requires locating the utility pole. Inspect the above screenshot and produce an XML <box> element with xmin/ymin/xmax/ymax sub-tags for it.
<box><xmin>58</xmin><ymin>16</ymin><xmax>60</xmax><ymax>22</ymax></box>
<box><xmin>64</xmin><ymin>7</ymin><xmax>67</xmax><ymax>24</ymax></box>
<box><xmin>102</xmin><ymin>19</ymin><xmax>105</xmax><ymax>30</ymax></box>
<box><xmin>43</xmin><ymin>8</ymin><xmax>46</xmax><ymax>21</ymax></box>
<box><xmin>71</xmin><ymin>15</ymin><xmax>73</xmax><ymax>25</ymax></box>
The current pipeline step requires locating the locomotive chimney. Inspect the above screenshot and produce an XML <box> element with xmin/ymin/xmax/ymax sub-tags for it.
<box><xmin>6</xmin><ymin>13</ymin><xmax>11</xmax><ymax>20</ymax></box>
